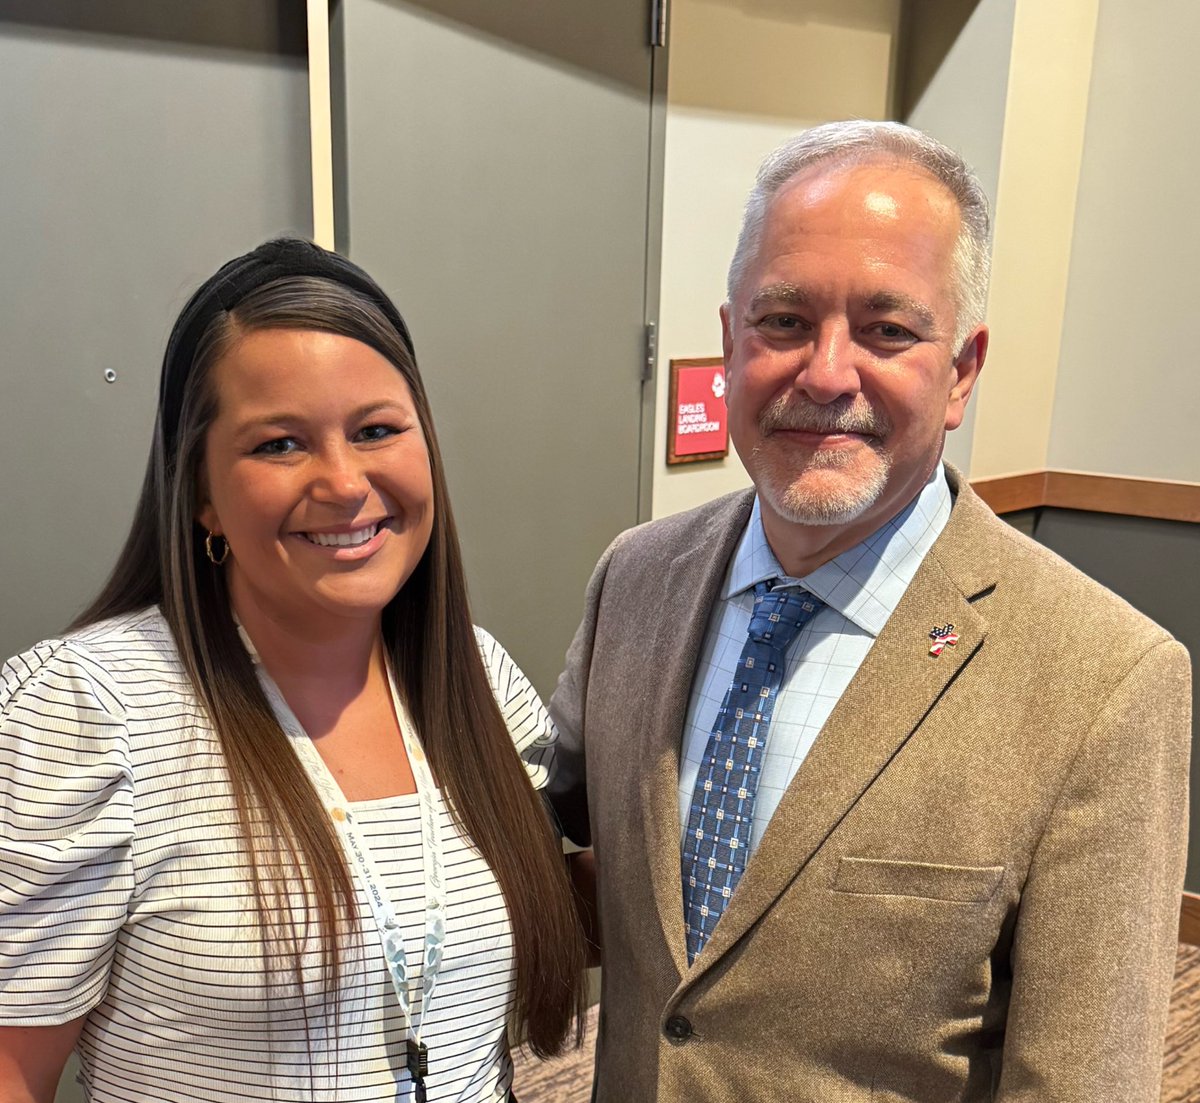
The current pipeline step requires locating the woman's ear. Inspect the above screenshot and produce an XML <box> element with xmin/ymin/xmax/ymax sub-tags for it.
<box><xmin>197</xmin><ymin>503</ymin><xmax>219</xmax><ymax>533</ymax></box>
<box><xmin>196</xmin><ymin>468</ymin><xmax>218</xmax><ymax>533</ymax></box>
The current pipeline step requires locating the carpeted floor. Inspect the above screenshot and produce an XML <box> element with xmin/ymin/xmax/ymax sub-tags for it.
<box><xmin>1163</xmin><ymin>943</ymin><xmax>1200</xmax><ymax>1102</ymax></box>
<box><xmin>514</xmin><ymin>943</ymin><xmax>1200</xmax><ymax>1101</ymax></box>
<box><xmin>513</xmin><ymin>1004</ymin><xmax>599</xmax><ymax>1103</ymax></box>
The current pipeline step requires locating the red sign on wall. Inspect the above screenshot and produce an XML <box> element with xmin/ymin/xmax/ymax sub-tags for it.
<box><xmin>667</xmin><ymin>357</ymin><xmax>729</xmax><ymax>464</ymax></box>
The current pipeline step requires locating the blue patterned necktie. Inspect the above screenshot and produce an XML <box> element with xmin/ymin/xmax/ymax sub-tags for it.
<box><xmin>682</xmin><ymin>580</ymin><xmax>824</xmax><ymax>963</ymax></box>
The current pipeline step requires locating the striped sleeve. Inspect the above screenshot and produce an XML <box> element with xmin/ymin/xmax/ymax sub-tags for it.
<box><xmin>0</xmin><ymin>641</ymin><xmax>135</xmax><ymax>1025</ymax></box>
<box><xmin>474</xmin><ymin>627</ymin><xmax>557</xmax><ymax>789</ymax></box>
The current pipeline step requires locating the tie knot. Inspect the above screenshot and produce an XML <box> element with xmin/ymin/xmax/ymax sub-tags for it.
<box><xmin>747</xmin><ymin>581</ymin><xmax>822</xmax><ymax>651</ymax></box>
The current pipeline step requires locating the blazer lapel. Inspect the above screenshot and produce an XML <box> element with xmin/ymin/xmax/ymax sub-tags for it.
<box><xmin>683</xmin><ymin>477</ymin><xmax>995</xmax><ymax>982</ymax></box>
<box><xmin>638</xmin><ymin>493</ymin><xmax>755</xmax><ymax>978</ymax></box>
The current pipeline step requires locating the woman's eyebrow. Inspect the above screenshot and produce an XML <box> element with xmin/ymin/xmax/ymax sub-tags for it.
<box><xmin>231</xmin><ymin>401</ymin><xmax>408</xmax><ymax>433</ymax></box>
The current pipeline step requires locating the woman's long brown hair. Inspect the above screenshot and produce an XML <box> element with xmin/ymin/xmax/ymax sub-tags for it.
<box><xmin>73</xmin><ymin>275</ymin><xmax>586</xmax><ymax>1056</ymax></box>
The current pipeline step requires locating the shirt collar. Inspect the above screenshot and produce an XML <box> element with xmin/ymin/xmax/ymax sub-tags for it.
<box><xmin>722</xmin><ymin>463</ymin><xmax>953</xmax><ymax>636</ymax></box>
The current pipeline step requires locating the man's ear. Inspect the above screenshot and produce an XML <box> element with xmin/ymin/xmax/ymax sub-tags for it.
<box><xmin>720</xmin><ymin>302</ymin><xmax>735</xmax><ymax>371</ymax></box>
<box><xmin>945</xmin><ymin>324</ymin><xmax>988</xmax><ymax>431</ymax></box>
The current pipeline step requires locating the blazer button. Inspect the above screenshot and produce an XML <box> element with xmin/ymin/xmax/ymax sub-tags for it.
<box><xmin>664</xmin><ymin>1015</ymin><xmax>693</xmax><ymax>1044</ymax></box>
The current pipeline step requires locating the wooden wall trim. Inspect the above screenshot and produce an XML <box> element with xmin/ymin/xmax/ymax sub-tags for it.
<box><xmin>1181</xmin><ymin>892</ymin><xmax>1200</xmax><ymax>947</ymax></box>
<box><xmin>1043</xmin><ymin>471</ymin><xmax>1200</xmax><ymax>523</ymax></box>
<box><xmin>971</xmin><ymin>469</ymin><xmax>1200</xmax><ymax>523</ymax></box>
<box><xmin>969</xmin><ymin>470</ymin><xmax>1048</xmax><ymax>514</ymax></box>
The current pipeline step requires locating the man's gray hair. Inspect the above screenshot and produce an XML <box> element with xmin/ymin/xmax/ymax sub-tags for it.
<box><xmin>726</xmin><ymin>120</ymin><xmax>991</xmax><ymax>355</ymax></box>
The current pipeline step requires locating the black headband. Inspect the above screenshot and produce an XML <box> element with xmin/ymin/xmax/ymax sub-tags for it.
<box><xmin>158</xmin><ymin>238</ymin><xmax>415</xmax><ymax>452</ymax></box>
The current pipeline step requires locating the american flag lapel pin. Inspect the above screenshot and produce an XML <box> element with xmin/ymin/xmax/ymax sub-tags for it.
<box><xmin>928</xmin><ymin>623</ymin><xmax>959</xmax><ymax>657</ymax></box>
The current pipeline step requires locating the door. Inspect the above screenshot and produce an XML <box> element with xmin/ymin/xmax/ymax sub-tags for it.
<box><xmin>332</xmin><ymin>0</ymin><xmax>662</xmax><ymax>693</ymax></box>
<box><xmin>0</xmin><ymin>0</ymin><xmax>312</xmax><ymax>657</ymax></box>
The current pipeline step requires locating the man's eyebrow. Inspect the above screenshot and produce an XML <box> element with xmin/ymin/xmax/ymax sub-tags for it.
<box><xmin>746</xmin><ymin>283</ymin><xmax>812</xmax><ymax>314</ymax></box>
<box><xmin>863</xmin><ymin>291</ymin><xmax>937</xmax><ymax>330</ymax></box>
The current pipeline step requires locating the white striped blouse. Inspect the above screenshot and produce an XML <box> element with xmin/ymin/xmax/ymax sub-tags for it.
<box><xmin>0</xmin><ymin>606</ymin><xmax>556</xmax><ymax>1102</ymax></box>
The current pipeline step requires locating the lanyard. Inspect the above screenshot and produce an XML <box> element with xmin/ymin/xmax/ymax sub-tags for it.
<box><xmin>248</xmin><ymin>647</ymin><xmax>446</xmax><ymax>1100</ymax></box>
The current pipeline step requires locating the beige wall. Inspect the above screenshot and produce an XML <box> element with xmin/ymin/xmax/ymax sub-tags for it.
<box><xmin>653</xmin><ymin>0</ymin><xmax>1198</xmax><ymax>500</ymax></box>
<box><xmin>901</xmin><ymin>0</ymin><xmax>1015</xmax><ymax>473</ymax></box>
<box><xmin>910</xmin><ymin>0</ymin><xmax>1196</xmax><ymax>485</ymax></box>
<box><xmin>966</xmin><ymin>0</ymin><xmax>1100</xmax><ymax>479</ymax></box>
<box><xmin>963</xmin><ymin>0</ymin><xmax>1199</xmax><ymax>484</ymax></box>
<box><xmin>651</xmin><ymin>0</ymin><xmax>901</xmax><ymax>520</ymax></box>
<box><xmin>1047</xmin><ymin>0</ymin><xmax>1200</xmax><ymax>482</ymax></box>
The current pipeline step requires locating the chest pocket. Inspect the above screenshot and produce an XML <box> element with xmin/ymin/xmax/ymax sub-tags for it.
<box><xmin>833</xmin><ymin>857</ymin><xmax>1004</xmax><ymax>903</ymax></box>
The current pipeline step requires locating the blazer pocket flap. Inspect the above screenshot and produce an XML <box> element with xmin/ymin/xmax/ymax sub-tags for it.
<box><xmin>834</xmin><ymin>857</ymin><xmax>1004</xmax><ymax>902</ymax></box>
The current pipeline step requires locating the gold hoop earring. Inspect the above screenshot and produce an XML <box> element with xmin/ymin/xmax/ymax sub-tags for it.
<box><xmin>205</xmin><ymin>531</ymin><xmax>230</xmax><ymax>566</ymax></box>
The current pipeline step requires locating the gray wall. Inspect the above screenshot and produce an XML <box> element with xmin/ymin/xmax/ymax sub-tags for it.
<box><xmin>0</xmin><ymin>0</ymin><xmax>312</xmax><ymax>659</ymax></box>
<box><xmin>1013</xmin><ymin>507</ymin><xmax>1200</xmax><ymax>892</ymax></box>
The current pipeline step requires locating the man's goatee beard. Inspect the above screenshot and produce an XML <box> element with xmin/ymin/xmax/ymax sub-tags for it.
<box><xmin>751</xmin><ymin>395</ymin><xmax>892</xmax><ymax>526</ymax></box>
<box><xmin>753</xmin><ymin>447</ymin><xmax>892</xmax><ymax>526</ymax></box>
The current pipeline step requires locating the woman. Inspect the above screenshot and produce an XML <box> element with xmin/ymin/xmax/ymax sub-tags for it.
<box><xmin>0</xmin><ymin>239</ymin><xmax>586</xmax><ymax>1102</ymax></box>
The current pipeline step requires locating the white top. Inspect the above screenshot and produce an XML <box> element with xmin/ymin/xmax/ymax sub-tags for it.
<box><xmin>679</xmin><ymin>465</ymin><xmax>952</xmax><ymax>853</ymax></box>
<box><xmin>0</xmin><ymin>606</ymin><xmax>556</xmax><ymax>1102</ymax></box>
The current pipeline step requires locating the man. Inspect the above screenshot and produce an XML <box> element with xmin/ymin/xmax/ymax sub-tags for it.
<box><xmin>548</xmin><ymin>121</ymin><xmax>1191</xmax><ymax>1102</ymax></box>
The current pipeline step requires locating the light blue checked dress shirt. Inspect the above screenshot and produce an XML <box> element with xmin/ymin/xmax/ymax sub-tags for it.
<box><xmin>677</xmin><ymin>464</ymin><xmax>953</xmax><ymax>857</ymax></box>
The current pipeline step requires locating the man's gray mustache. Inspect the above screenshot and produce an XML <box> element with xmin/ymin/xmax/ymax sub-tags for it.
<box><xmin>758</xmin><ymin>399</ymin><xmax>891</xmax><ymax>437</ymax></box>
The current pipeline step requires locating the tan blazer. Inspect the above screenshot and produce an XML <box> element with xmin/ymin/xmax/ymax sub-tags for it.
<box><xmin>548</xmin><ymin>465</ymin><xmax>1191</xmax><ymax>1103</ymax></box>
